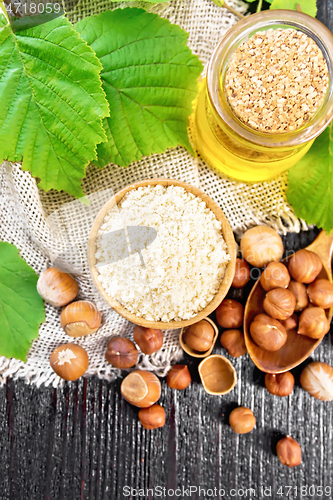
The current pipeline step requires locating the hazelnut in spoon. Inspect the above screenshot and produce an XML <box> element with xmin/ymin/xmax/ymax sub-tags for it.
<box><xmin>244</xmin><ymin>231</ymin><xmax>333</xmax><ymax>374</ymax></box>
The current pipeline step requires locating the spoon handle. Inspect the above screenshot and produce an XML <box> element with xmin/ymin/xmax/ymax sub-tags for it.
<box><xmin>306</xmin><ymin>230</ymin><xmax>333</xmax><ymax>281</ymax></box>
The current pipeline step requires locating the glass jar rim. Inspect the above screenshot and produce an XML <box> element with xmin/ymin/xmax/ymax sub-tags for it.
<box><xmin>207</xmin><ymin>9</ymin><xmax>333</xmax><ymax>148</ymax></box>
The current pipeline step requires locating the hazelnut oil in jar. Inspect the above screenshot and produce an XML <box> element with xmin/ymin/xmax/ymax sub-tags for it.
<box><xmin>192</xmin><ymin>10</ymin><xmax>333</xmax><ymax>182</ymax></box>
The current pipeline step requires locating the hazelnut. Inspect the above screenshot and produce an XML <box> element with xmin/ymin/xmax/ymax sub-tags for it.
<box><xmin>260</xmin><ymin>262</ymin><xmax>290</xmax><ymax>292</ymax></box>
<box><xmin>105</xmin><ymin>337</ymin><xmax>138</xmax><ymax>369</ymax></box>
<box><xmin>298</xmin><ymin>307</ymin><xmax>330</xmax><ymax>339</ymax></box>
<box><xmin>300</xmin><ymin>361</ymin><xmax>333</xmax><ymax>401</ymax></box>
<box><xmin>220</xmin><ymin>329</ymin><xmax>247</xmax><ymax>358</ymax></box>
<box><xmin>288</xmin><ymin>249</ymin><xmax>322</xmax><ymax>283</ymax></box>
<box><xmin>60</xmin><ymin>300</ymin><xmax>102</xmax><ymax>337</ymax></box>
<box><xmin>232</xmin><ymin>258</ymin><xmax>250</xmax><ymax>288</ymax></box>
<box><xmin>280</xmin><ymin>314</ymin><xmax>298</xmax><ymax>331</ymax></box>
<box><xmin>37</xmin><ymin>267</ymin><xmax>78</xmax><ymax>307</ymax></box>
<box><xmin>265</xmin><ymin>372</ymin><xmax>294</xmax><ymax>397</ymax></box>
<box><xmin>216</xmin><ymin>299</ymin><xmax>244</xmax><ymax>329</ymax></box>
<box><xmin>133</xmin><ymin>326</ymin><xmax>163</xmax><ymax>355</ymax></box>
<box><xmin>166</xmin><ymin>365</ymin><xmax>191</xmax><ymax>390</ymax></box>
<box><xmin>50</xmin><ymin>343</ymin><xmax>89</xmax><ymax>381</ymax></box>
<box><xmin>138</xmin><ymin>404</ymin><xmax>166</xmax><ymax>430</ymax></box>
<box><xmin>240</xmin><ymin>225</ymin><xmax>284</xmax><ymax>268</ymax></box>
<box><xmin>307</xmin><ymin>279</ymin><xmax>333</xmax><ymax>309</ymax></box>
<box><xmin>229</xmin><ymin>407</ymin><xmax>256</xmax><ymax>434</ymax></box>
<box><xmin>121</xmin><ymin>370</ymin><xmax>161</xmax><ymax>408</ymax></box>
<box><xmin>287</xmin><ymin>281</ymin><xmax>309</xmax><ymax>312</ymax></box>
<box><xmin>276</xmin><ymin>436</ymin><xmax>301</xmax><ymax>468</ymax></box>
<box><xmin>263</xmin><ymin>288</ymin><xmax>296</xmax><ymax>321</ymax></box>
<box><xmin>182</xmin><ymin>320</ymin><xmax>215</xmax><ymax>352</ymax></box>
<box><xmin>250</xmin><ymin>313</ymin><xmax>287</xmax><ymax>351</ymax></box>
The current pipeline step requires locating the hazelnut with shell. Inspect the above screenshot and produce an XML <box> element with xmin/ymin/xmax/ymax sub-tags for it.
<box><xmin>260</xmin><ymin>262</ymin><xmax>290</xmax><ymax>292</ymax></box>
<box><xmin>250</xmin><ymin>313</ymin><xmax>287</xmax><ymax>351</ymax></box>
<box><xmin>37</xmin><ymin>267</ymin><xmax>78</xmax><ymax>307</ymax></box>
<box><xmin>232</xmin><ymin>258</ymin><xmax>250</xmax><ymax>288</ymax></box>
<box><xmin>50</xmin><ymin>343</ymin><xmax>89</xmax><ymax>381</ymax></box>
<box><xmin>121</xmin><ymin>370</ymin><xmax>161</xmax><ymax>408</ymax></box>
<box><xmin>287</xmin><ymin>281</ymin><xmax>309</xmax><ymax>312</ymax></box>
<box><xmin>300</xmin><ymin>361</ymin><xmax>333</xmax><ymax>401</ymax></box>
<box><xmin>182</xmin><ymin>320</ymin><xmax>215</xmax><ymax>352</ymax></box>
<box><xmin>105</xmin><ymin>337</ymin><xmax>138</xmax><ymax>369</ymax></box>
<box><xmin>216</xmin><ymin>299</ymin><xmax>244</xmax><ymax>329</ymax></box>
<box><xmin>263</xmin><ymin>288</ymin><xmax>296</xmax><ymax>321</ymax></box>
<box><xmin>138</xmin><ymin>404</ymin><xmax>166</xmax><ymax>430</ymax></box>
<box><xmin>307</xmin><ymin>279</ymin><xmax>333</xmax><ymax>309</ymax></box>
<box><xmin>60</xmin><ymin>300</ymin><xmax>102</xmax><ymax>337</ymax></box>
<box><xmin>298</xmin><ymin>307</ymin><xmax>330</xmax><ymax>339</ymax></box>
<box><xmin>220</xmin><ymin>329</ymin><xmax>247</xmax><ymax>358</ymax></box>
<box><xmin>229</xmin><ymin>407</ymin><xmax>256</xmax><ymax>434</ymax></box>
<box><xmin>288</xmin><ymin>249</ymin><xmax>322</xmax><ymax>283</ymax></box>
<box><xmin>276</xmin><ymin>436</ymin><xmax>302</xmax><ymax>468</ymax></box>
<box><xmin>133</xmin><ymin>326</ymin><xmax>163</xmax><ymax>355</ymax></box>
<box><xmin>265</xmin><ymin>372</ymin><xmax>294</xmax><ymax>397</ymax></box>
<box><xmin>166</xmin><ymin>365</ymin><xmax>191</xmax><ymax>390</ymax></box>
<box><xmin>240</xmin><ymin>225</ymin><xmax>284</xmax><ymax>268</ymax></box>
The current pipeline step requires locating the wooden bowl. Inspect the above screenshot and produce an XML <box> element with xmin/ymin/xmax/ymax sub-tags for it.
<box><xmin>179</xmin><ymin>317</ymin><xmax>219</xmax><ymax>358</ymax></box>
<box><xmin>88</xmin><ymin>179</ymin><xmax>236</xmax><ymax>329</ymax></box>
<box><xmin>198</xmin><ymin>355</ymin><xmax>237</xmax><ymax>395</ymax></box>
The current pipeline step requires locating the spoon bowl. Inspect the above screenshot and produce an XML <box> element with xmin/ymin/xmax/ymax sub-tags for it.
<box><xmin>244</xmin><ymin>231</ymin><xmax>333</xmax><ymax>374</ymax></box>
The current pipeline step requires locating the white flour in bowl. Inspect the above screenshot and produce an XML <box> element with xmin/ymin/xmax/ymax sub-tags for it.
<box><xmin>95</xmin><ymin>185</ymin><xmax>230</xmax><ymax>321</ymax></box>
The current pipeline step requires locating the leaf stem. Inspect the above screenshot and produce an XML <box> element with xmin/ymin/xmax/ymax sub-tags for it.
<box><xmin>296</xmin><ymin>3</ymin><xmax>302</xmax><ymax>12</ymax></box>
<box><xmin>256</xmin><ymin>0</ymin><xmax>263</xmax><ymax>13</ymax></box>
<box><xmin>0</xmin><ymin>0</ymin><xmax>9</xmax><ymax>21</ymax></box>
<box><xmin>215</xmin><ymin>0</ymin><xmax>245</xmax><ymax>20</ymax></box>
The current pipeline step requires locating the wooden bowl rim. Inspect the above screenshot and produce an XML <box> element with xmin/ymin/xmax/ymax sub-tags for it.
<box><xmin>88</xmin><ymin>178</ymin><xmax>236</xmax><ymax>329</ymax></box>
<box><xmin>198</xmin><ymin>354</ymin><xmax>237</xmax><ymax>395</ymax></box>
<box><xmin>179</xmin><ymin>317</ymin><xmax>219</xmax><ymax>358</ymax></box>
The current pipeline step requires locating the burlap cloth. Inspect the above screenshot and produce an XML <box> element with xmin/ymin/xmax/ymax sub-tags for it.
<box><xmin>0</xmin><ymin>0</ymin><xmax>308</xmax><ymax>386</ymax></box>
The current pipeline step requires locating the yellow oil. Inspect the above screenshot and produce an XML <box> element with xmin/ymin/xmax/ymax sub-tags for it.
<box><xmin>190</xmin><ymin>80</ymin><xmax>314</xmax><ymax>182</ymax></box>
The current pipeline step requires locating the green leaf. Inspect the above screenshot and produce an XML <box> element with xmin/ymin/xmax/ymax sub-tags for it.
<box><xmin>0</xmin><ymin>14</ymin><xmax>109</xmax><ymax>198</ymax></box>
<box><xmin>269</xmin><ymin>0</ymin><xmax>317</xmax><ymax>17</ymax></box>
<box><xmin>0</xmin><ymin>243</ymin><xmax>45</xmax><ymax>361</ymax></box>
<box><xmin>75</xmin><ymin>8</ymin><xmax>203</xmax><ymax>168</ymax></box>
<box><xmin>287</xmin><ymin>124</ymin><xmax>333</xmax><ymax>233</ymax></box>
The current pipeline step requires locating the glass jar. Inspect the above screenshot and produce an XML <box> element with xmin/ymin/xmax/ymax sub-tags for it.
<box><xmin>192</xmin><ymin>10</ymin><xmax>333</xmax><ymax>182</ymax></box>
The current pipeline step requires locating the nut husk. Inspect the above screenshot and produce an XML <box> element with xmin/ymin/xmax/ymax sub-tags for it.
<box><xmin>307</xmin><ymin>279</ymin><xmax>333</xmax><ymax>309</ymax></box>
<box><xmin>250</xmin><ymin>313</ymin><xmax>287</xmax><ymax>351</ymax></box>
<box><xmin>298</xmin><ymin>307</ymin><xmax>330</xmax><ymax>339</ymax></box>
<box><xmin>263</xmin><ymin>288</ymin><xmax>296</xmax><ymax>321</ymax></box>
<box><xmin>287</xmin><ymin>281</ymin><xmax>309</xmax><ymax>312</ymax></box>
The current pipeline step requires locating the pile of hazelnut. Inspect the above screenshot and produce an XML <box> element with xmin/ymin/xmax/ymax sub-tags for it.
<box><xmin>36</xmin><ymin>225</ymin><xmax>333</xmax><ymax>469</ymax></box>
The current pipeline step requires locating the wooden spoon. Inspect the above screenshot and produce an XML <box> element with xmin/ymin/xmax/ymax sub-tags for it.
<box><xmin>244</xmin><ymin>231</ymin><xmax>333</xmax><ymax>374</ymax></box>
